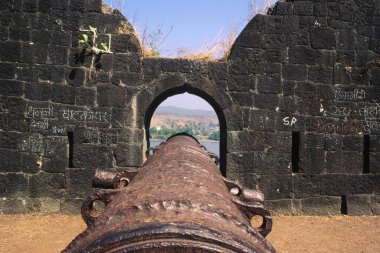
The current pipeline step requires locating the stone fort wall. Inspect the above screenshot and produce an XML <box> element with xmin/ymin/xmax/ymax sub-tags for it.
<box><xmin>0</xmin><ymin>0</ymin><xmax>379</xmax><ymax>215</ymax></box>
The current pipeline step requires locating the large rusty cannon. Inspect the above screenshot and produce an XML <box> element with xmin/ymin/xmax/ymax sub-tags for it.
<box><xmin>64</xmin><ymin>133</ymin><xmax>276</xmax><ymax>253</ymax></box>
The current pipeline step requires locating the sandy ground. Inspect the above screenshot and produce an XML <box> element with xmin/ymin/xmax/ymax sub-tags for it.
<box><xmin>0</xmin><ymin>215</ymin><xmax>379</xmax><ymax>253</ymax></box>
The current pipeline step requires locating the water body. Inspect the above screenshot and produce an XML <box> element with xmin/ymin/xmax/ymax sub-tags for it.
<box><xmin>150</xmin><ymin>140</ymin><xmax>219</xmax><ymax>156</ymax></box>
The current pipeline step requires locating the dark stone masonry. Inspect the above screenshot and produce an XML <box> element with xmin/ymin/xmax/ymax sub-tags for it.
<box><xmin>0</xmin><ymin>0</ymin><xmax>379</xmax><ymax>215</ymax></box>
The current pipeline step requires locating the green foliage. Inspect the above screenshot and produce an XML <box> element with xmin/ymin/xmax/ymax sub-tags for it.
<box><xmin>78</xmin><ymin>26</ymin><xmax>111</xmax><ymax>54</ymax></box>
<box><xmin>208</xmin><ymin>130</ymin><xmax>220</xmax><ymax>141</ymax></box>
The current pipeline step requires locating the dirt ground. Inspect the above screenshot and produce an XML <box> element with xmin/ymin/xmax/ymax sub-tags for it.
<box><xmin>0</xmin><ymin>215</ymin><xmax>379</xmax><ymax>253</ymax></box>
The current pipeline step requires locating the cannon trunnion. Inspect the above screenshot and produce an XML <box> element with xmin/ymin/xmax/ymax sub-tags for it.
<box><xmin>64</xmin><ymin>134</ymin><xmax>276</xmax><ymax>253</ymax></box>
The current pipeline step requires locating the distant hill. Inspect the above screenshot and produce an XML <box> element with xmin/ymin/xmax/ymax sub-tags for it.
<box><xmin>155</xmin><ymin>106</ymin><xmax>216</xmax><ymax>116</ymax></box>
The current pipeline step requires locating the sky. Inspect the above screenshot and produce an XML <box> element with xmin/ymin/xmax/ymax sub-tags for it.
<box><xmin>103</xmin><ymin>0</ymin><xmax>273</xmax><ymax>110</ymax></box>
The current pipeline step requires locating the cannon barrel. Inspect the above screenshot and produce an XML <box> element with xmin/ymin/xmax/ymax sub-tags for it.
<box><xmin>64</xmin><ymin>133</ymin><xmax>276</xmax><ymax>253</ymax></box>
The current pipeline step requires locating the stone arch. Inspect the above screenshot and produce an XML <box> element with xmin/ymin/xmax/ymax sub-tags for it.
<box><xmin>143</xmin><ymin>84</ymin><xmax>228</xmax><ymax>176</ymax></box>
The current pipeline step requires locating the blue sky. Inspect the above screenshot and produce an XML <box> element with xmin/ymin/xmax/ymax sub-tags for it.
<box><xmin>104</xmin><ymin>0</ymin><xmax>271</xmax><ymax>57</ymax></box>
<box><xmin>103</xmin><ymin>0</ymin><xmax>272</xmax><ymax>110</ymax></box>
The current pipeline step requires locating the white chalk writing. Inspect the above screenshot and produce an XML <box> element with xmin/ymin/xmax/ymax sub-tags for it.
<box><xmin>27</xmin><ymin>106</ymin><xmax>54</xmax><ymax>118</ymax></box>
<box><xmin>283</xmin><ymin>117</ymin><xmax>297</xmax><ymax>126</ymax></box>
<box><xmin>30</xmin><ymin>119</ymin><xmax>49</xmax><ymax>131</ymax></box>
<box><xmin>19</xmin><ymin>134</ymin><xmax>61</xmax><ymax>155</ymax></box>
<box><xmin>363</xmin><ymin>120</ymin><xmax>380</xmax><ymax>133</ymax></box>
<box><xmin>60</xmin><ymin>108</ymin><xmax>109</xmax><ymax>123</ymax></box>
<box><xmin>334</xmin><ymin>88</ymin><xmax>365</xmax><ymax>102</ymax></box>
<box><xmin>51</xmin><ymin>125</ymin><xmax>66</xmax><ymax>135</ymax></box>
<box><xmin>19</xmin><ymin>134</ymin><xmax>44</xmax><ymax>153</ymax></box>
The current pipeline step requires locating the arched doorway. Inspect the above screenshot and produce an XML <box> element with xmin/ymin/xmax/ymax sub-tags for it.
<box><xmin>144</xmin><ymin>86</ymin><xmax>227</xmax><ymax>176</ymax></box>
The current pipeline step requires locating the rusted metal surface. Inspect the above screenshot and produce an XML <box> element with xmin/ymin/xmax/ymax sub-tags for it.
<box><xmin>63</xmin><ymin>133</ymin><xmax>276</xmax><ymax>253</ymax></box>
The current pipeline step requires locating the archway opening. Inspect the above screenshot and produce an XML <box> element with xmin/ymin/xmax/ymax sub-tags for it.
<box><xmin>145</xmin><ymin>87</ymin><xmax>227</xmax><ymax>176</ymax></box>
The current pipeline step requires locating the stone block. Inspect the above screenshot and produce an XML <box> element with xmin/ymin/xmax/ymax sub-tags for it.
<box><xmin>41</xmin><ymin>158</ymin><xmax>67</xmax><ymax>173</ymax></box>
<box><xmin>226</xmin><ymin>173</ymin><xmax>259</xmax><ymax>190</ymax></box>
<box><xmin>16</xmin><ymin>64</ymin><xmax>38</xmax><ymax>82</ymax></box>
<box><xmin>262</xmin><ymin>34</ymin><xmax>286</xmax><ymax>49</ymax></box>
<box><xmin>97</xmin><ymin>85</ymin><xmax>126</xmax><ymax>108</ymax></box>
<box><xmin>0</xmin><ymin>62</ymin><xmax>16</xmax><ymax>79</ymax></box>
<box><xmin>356</xmin><ymin>50</ymin><xmax>378</xmax><ymax>67</ymax></box>
<box><xmin>230</xmin><ymin>92</ymin><xmax>253</xmax><ymax>107</ymax></box>
<box><xmin>142</xmin><ymin>58</ymin><xmax>161</xmax><ymax>76</ymax></box>
<box><xmin>337</xmin><ymin>50</ymin><xmax>355</xmax><ymax>65</ymax></box>
<box><xmin>342</xmin><ymin>136</ymin><xmax>363</xmax><ymax>151</ymax></box>
<box><xmin>0</xmin><ymin>149</ymin><xmax>21</xmax><ymax>172</ymax></box>
<box><xmin>114</xmin><ymin>143</ymin><xmax>143</xmax><ymax>167</ymax></box>
<box><xmin>308</xmin><ymin>65</ymin><xmax>333</xmax><ymax>83</ymax></box>
<box><xmin>370</xmin><ymin>152</ymin><xmax>380</xmax><ymax>174</ymax></box>
<box><xmin>373</xmin><ymin>196</ymin><xmax>380</xmax><ymax>215</ymax></box>
<box><xmin>22</xmin><ymin>43</ymin><xmax>48</xmax><ymax>64</ymax></box>
<box><xmin>265</xmin><ymin>199</ymin><xmax>294</xmax><ymax>215</ymax></box>
<box><xmin>337</xmin><ymin>29</ymin><xmax>355</xmax><ymax>50</ymax></box>
<box><xmin>75</xmin><ymin>87</ymin><xmax>96</xmax><ymax>106</ymax></box>
<box><xmin>294</xmin><ymin>1</ymin><xmax>313</xmax><ymax>16</ymax></box>
<box><xmin>301</xmin><ymin>196</ymin><xmax>341</xmax><ymax>215</ymax></box>
<box><xmin>0</xmin><ymin>41</ymin><xmax>22</xmax><ymax>62</ymax></box>
<box><xmin>60</xmin><ymin>198</ymin><xmax>84</xmax><ymax>214</ymax></box>
<box><xmin>289</xmin><ymin>45</ymin><xmax>316</xmax><ymax>64</ymax></box>
<box><xmin>300</xmin><ymin>132</ymin><xmax>325</xmax><ymax>148</ymax></box>
<box><xmin>334</xmin><ymin>65</ymin><xmax>352</xmax><ymax>84</ymax></box>
<box><xmin>274</xmin><ymin>2</ymin><xmax>294</xmax><ymax>15</ymax></box>
<box><xmin>372</xmin><ymin>67</ymin><xmax>380</xmax><ymax>85</ymax></box>
<box><xmin>51</xmin><ymin>84</ymin><xmax>75</xmax><ymax>104</ymax></box>
<box><xmin>38</xmin><ymin>197</ymin><xmax>61</xmax><ymax>213</ymax></box>
<box><xmin>326</xmin><ymin>151</ymin><xmax>362</xmax><ymax>174</ymax></box>
<box><xmin>0</xmin><ymin>198</ymin><xmax>40</xmax><ymax>214</ymax></box>
<box><xmin>262</xmin><ymin>49</ymin><xmax>287</xmax><ymax>63</ymax></box>
<box><xmin>65</xmin><ymin>168</ymin><xmax>95</xmax><ymax>198</ymax></box>
<box><xmin>31</xmin><ymin>29</ymin><xmax>51</xmax><ymax>44</ymax></box>
<box><xmin>299</xmin><ymin>147</ymin><xmax>325</xmax><ymax>173</ymax></box>
<box><xmin>346</xmin><ymin>195</ymin><xmax>372</xmax><ymax>215</ymax></box>
<box><xmin>21</xmin><ymin>152</ymin><xmax>41</xmax><ymax>173</ymax></box>
<box><xmin>0</xmin><ymin>173</ymin><xmax>28</xmax><ymax>197</ymax></box>
<box><xmin>47</xmin><ymin>45</ymin><xmax>69</xmax><ymax>65</ymax></box>
<box><xmin>310</xmin><ymin>27</ymin><xmax>336</xmax><ymax>49</ymax></box>
<box><xmin>227</xmin><ymin>152</ymin><xmax>255</xmax><ymax>174</ymax></box>
<box><xmin>29</xmin><ymin>172</ymin><xmax>64</xmax><ymax>198</ymax></box>
<box><xmin>321</xmin><ymin>174</ymin><xmax>374</xmax><ymax>196</ymax></box>
<box><xmin>258</xmin><ymin>174</ymin><xmax>293</xmax><ymax>200</ymax></box>
<box><xmin>325</xmin><ymin>134</ymin><xmax>342</xmax><ymax>151</ymax></box>
<box><xmin>225</xmin><ymin>107</ymin><xmax>244</xmax><ymax>131</ymax></box>
<box><xmin>111</xmin><ymin>34</ymin><xmax>141</xmax><ymax>54</ymax></box>
<box><xmin>254</xmin><ymin>151</ymin><xmax>291</xmax><ymax>175</ymax></box>
<box><xmin>315</xmin><ymin>50</ymin><xmax>336</xmax><ymax>66</ymax></box>
<box><xmin>249</xmin><ymin>110</ymin><xmax>276</xmax><ymax>131</ymax></box>
<box><xmin>66</xmin><ymin>68</ymin><xmax>86</xmax><ymax>86</ymax></box>
<box><xmin>233</xmin><ymin>30</ymin><xmax>262</xmax><ymax>48</ymax></box>
<box><xmin>73</xmin><ymin>144</ymin><xmax>113</xmax><ymax>169</ymax></box>
<box><xmin>297</xmin><ymin>98</ymin><xmax>320</xmax><ymax>115</ymax></box>
<box><xmin>257</xmin><ymin>74</ymin><xmax>282</xmax><ymax>94</ymax></box>
<box><xmin>38</xmin><ymin>65</ymin><xmax>66</xmax><ymax>83</ymax></box>
<box><xmin>25</xmin><ymin>83</ymin><xmax>51</xmax><ymax>101</ymax></box>
<box><xmin>23</xmin><ymin>0</ymin><xmax>38</xmax><ymax>12</ymax></box>
<box><xmin>313</xmin><ymin>2</ymin><xmax>327</xmax><ymax>16</ymax></box>
<box><xmin>228</xmin><ymin>74</ymin><xmax>252</xmax><ymax>92</ymax></box>
<box><xmin>283</xmin><ymin>64</ymin><xmax>307</xmax><ymax>81</ymax></box>
<box><xmin>51</xmin><ymin>31</ymin><xmax>71</xmax><ymax>46</ymax></box>
<box><xmin>254</xmin><ymin>94</ymin><xmax>278</xmax><ymax>110</ymax></box>
<box><xmin>294</xmin><ymin>174</ymin><xmax>321</xmax><ymax>198</ymax></box>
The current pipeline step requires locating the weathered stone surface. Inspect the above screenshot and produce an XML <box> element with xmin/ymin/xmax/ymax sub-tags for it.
<box><xmin>0</xmin><ymin>0</ymin><xmax>379</xmax><ymax>215</ymax></box>
<box><xmin>301</xmin><ymin>196</ymin><xmax>341</xmax><ymax>215</ymax></box>
<box><xmin>73</xmin><ymin>144</ymin><xmax>113</xmax><ymax>169</ymax></box>
<box><xmin>29</xmin><ymin>172</ymin><xmax>65</xmax><ymax>198</ymax></box>
<box><xmin>65</xmin><ymin>168</ymin><xmax>95</xmax><ymax>198</ymax></box>
<box><xmin>346</xmin><ymin>195</ymin><xmax>373</xmax><ymax>215</ymax></box>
